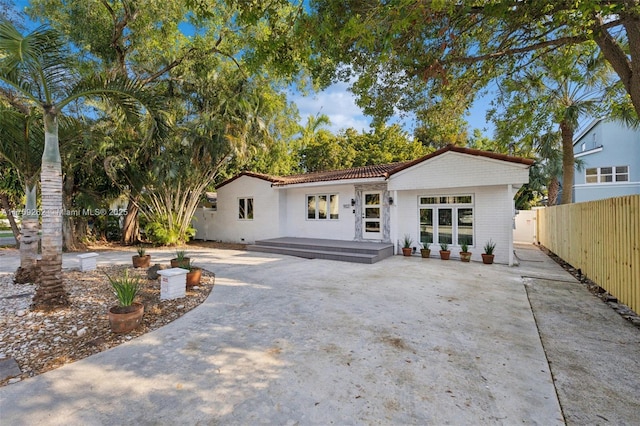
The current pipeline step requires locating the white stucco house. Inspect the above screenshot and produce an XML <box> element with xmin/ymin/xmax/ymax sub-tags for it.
<box><xmin>193</xmin><ymin>145</ymin><xmax>534</xmax><ymax>265</ymax></box>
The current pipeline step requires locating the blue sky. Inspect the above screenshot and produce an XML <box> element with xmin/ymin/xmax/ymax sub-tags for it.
<box><xmin>8</xmin><ymin>0</ymin><xmax>495</xmax><ymax>138</ymax></box>
<box><xmin>291</xmin><ymin>81</ymin><xmax>495</xmax><ymax>136</ymax></box>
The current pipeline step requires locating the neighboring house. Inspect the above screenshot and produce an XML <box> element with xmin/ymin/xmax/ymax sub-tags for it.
<box><xmin>193</xmin><ymin>145</ymin><xmax>533</xmax><ymax>265</ymax></box>
<box><xmin>573</xmin><ymin>118</ymin><xmax>640</xmax><ymax>203</ymax></box>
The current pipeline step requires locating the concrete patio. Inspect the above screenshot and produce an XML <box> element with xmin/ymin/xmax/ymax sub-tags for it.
<box><xmin>0</xmin><ymin>245</ymin><xmax>638</xmax><ymax>424</ymax></box>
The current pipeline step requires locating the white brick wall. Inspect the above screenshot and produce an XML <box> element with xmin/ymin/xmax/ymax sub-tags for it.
<box><xmin>393</xmin><ymin>186</ymin><xmax>516</xmax><ymax>264</ymax></box>
<box><xmin>281</xmin><ymin>184</ymin><xmax>357</xmax><ymax>240</ymax></box>
<box><xmin>388</xmin><ymin>151</ymin><xmax>530</xmax><ymax>191</ymax></box>
<box><xmin>193</xmin><ymin>176</ymin><xmax>282</xmax><ymax>244</ymax></box>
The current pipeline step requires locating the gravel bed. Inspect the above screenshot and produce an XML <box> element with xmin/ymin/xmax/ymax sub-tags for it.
<box><xmin>0</xmin><ymin>265</ymin><xmax>214</xmax><ymax>386</ymax></box>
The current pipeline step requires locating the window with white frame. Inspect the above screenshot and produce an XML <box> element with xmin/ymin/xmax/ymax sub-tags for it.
<box><xmin>585</xmin><ymin>166</ymin><xmax>629</xmax><ymax>184</ymax></box>
<box><xmin>238</xmin><ymin>197</ymin><xmax>253</xmax><ymax>220</ymax></box>
<box><xmin>307</xmin><ymin>194</ymin><xmax>339</xmax><ymax>220</ymax></box>
<box><xmin>419</xmin><ymin>195</ymin><xmax>473</xmax><ymax>246</ymax></box>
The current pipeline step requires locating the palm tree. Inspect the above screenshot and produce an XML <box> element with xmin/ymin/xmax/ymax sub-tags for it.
<box><xmin>535</xmin><ymin>132</ymin><xmax>564</xmax><ymax>206</ymax></box>
<box><xmin>491</xmin><ymin>43</ymin><xmax>614</xmax><ymax>205</ymax></box>
<box><xmin>526</xmin><ymin>47</ymin><xmax>612</xmax><ymax>205</ymax></box>
<box><xmin>0</xmin><ymin>105</ymin><xmax>43</xmax><ymax>282</ymax></box>
<box><xmin>0</xmin><ymin>20</ymin><xmax>163</xmax><ymax>309</ymax></box>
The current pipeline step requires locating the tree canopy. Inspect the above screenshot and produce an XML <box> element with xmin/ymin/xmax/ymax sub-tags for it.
<box><xmin>301</xmin><ymin>1</ymin><xmax>640</xmax><ymax>131</ymax></box>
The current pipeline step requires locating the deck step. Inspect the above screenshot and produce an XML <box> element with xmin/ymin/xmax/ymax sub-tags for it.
<box><xmin>247</xmin><ymin>237</ymin><xmax>393</xmax><ymax>264</ymax></box>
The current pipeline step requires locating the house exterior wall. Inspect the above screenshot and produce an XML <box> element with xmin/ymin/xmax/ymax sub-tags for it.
<box><xmin>192</xmin><ymin>176</ymin><xmax>282</xmax><ymax>243</ymax></box>
<box><xmin>388</xmin><ymin>151</ymin><xmax>530</xmax><ymax>191</ymax></box>
<box><xmin>193</xmin><ymin>150</ymin><xmax>530</xmax><ymax>264</ymax></box>
<box><xmin>279</xmin><ymin>184</ymin><xmax>357</xmax><ymax>240</ymax></box>
<box><xmin>393</xmin><ymin>186</ymin><xmax>515</xmax><ymax>264</ymax></box>
<box><xmin>573</xmin><ymin>120</ymin><xmax>640</xmax><ymax>202</ymax></box>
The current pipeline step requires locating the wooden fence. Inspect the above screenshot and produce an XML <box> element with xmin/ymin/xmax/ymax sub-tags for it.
<box><xmin>537</xmin><ymin>195</ymin><xmax>640</xmax><ymax>315</ymax></box>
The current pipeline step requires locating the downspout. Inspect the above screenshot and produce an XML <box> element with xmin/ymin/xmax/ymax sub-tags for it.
<box><xmin>508</xmin><ymin>184</ymin><xmax>515</xmax><ymax>266</ymax></box>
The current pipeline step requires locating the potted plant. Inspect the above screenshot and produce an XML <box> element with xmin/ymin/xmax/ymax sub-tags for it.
<box><xmin>439</xmin><ymin>243</ymin><xmax>451</xmax><ymax>260</ymax></box>
<box><xmin>459</xmin><ymin>242</ymin><xmax>472</xmax><ymax>262</ymax></box>
<box><xmin>132</xmin><ymin>246</ymin><xmax>151</xmax><ymax>268</ymax></box>
<box><xmin>106</xmin><ymin>270</ymin><xmax>144</xmax><ymax>333</ymax></box>
<box><xmin>171</xmin><ymin>250</ymin><xmax>190</xmax><ymax>268</ymax></box>
<box><xmin>186</xmin><ymin>263</ymin><xmax>202</xmax><ymax>287</ymax></box>
<box><xmin>420</xmin><ymin>242</ymin><xmax>431</xmax><ymax>258</ymax></box>
<box><xmin>482</xmin><ymin>239</ymin><xmax>496</xmax><ymax>264</ymax></box>
<box><xmin>401</xmin><ymin>235</ymin><xmax>413</xmax><ymax>256</ymax></box>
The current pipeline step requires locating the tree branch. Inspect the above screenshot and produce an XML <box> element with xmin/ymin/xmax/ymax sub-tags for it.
<box><xmin>0</xmin><ymin>87</ymin><xmax>30</xmax><ymax>114</ymax></box>
<box><xmin>140</xmin><ymin>34</ymin><xmax>246</xmax><ymax>85</ymax></box>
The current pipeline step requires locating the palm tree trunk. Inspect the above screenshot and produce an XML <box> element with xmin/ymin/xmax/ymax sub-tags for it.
<box><xmin>14</xmin><ymin>183</ymin><xmax>40</xmax><ymax>283</ymax></box>
<box><xmin>547</xmin><ymin>176</ymin><xmax>560</xmax><ymax>206</ymax></box>
<box><xmin>33</xmin><ymin>109</ymin><xmax>68</xmax><ymax>308</ymax></box>
<box><xmin>560</xmin><ymin>120</ymin><xmax>575</xmax><ymax>205</ymax></box>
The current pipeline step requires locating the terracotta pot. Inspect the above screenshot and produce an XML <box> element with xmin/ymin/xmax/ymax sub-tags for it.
<box><xmin>186</xmin><ymin>268</ymin><xmax>202</xmax><ymax>287</ymax></box>
<box><xmin>460</xmin><ymin>252</ymin><xmax>472</xmax><ymax>262</ymax></box>
<box><xmin>482</xmin><ymin>254</ymin><xmax>495</xmax><ymax>264</ymax></box>
<box><xmin>132</xmin><ymin>255</ymin><xmax>151</xmax><ymax>268</ymax></box>
<box><xmin>108</xmin><ymin>302</ymin><xmax>144</xmax><ymax>333</ymax></box>
<box><xmin>170</xmin><ymin>258</ymin><xmax>190</xmax><ymax>268</ymax></box>
<box><xmin>420</xmin><ymin>249</ymin><xmax>431</xmax><ymax>258</ymax></box>
<box><xmin>401</xmin><ymin>247</ymin><xmax>412</xmax><ymax>256</ymax></box>
<box><xmin>439</xmin><ymin>250</ymin><xmax>451</xmax><ymax>260</ymax></box>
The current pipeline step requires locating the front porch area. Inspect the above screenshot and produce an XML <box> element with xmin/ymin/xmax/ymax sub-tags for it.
<box><xmin>247</xmin><ymin>237</ymin><xmax>394</xmax><ymax>264</ymax></box>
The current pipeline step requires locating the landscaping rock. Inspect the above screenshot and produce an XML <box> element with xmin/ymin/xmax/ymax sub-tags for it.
<box><xmin>147</xmin><ymin>264</ymin><xmax>168</xmax><ymax>280</ymax></box>
<box><xmin>0</xmin><ymin>358</ymin><xmax>21</xmax><ymax>382</ymax></box>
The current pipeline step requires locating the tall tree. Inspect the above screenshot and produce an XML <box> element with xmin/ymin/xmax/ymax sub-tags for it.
<box><xmin>142</xmin><ymin>71</ymin><xmax>280</xmax><ymax>245</ymax></box>
<box><xmin>0</xmin><ymin>105</ymin><xmax>44</xmax><ymax>282</ymax></box>
<box><xmin>0</xmin><ymin>159</ymin><xmax>22</xmax><ymax>243</ymax></box>
<box><xmin>0</xmin><ymin>20</ymin><xmax>163</xmax><ymax>308</ymax></box>
<box><xmin>490</xmin><ymin>44</ymin><xmax>613</xmax><ymax>204</ymax></box>
<box><xmin>28</xmin><ymin>0</ymin><xmax>306</xmax><ymax>243</ymax></box>
<box><xmin>301</xmin><ymin>1</ymin><xmax>640</xmax><ymax>127</ymax></box>
<box><xmin>297</xmin><ymin>124</ymin><xmax>427</xmax><ymax>173</ymax></box>
<box><xmin>345</xmin><ymin>124</ymin><xmax>428</xmax><ymax>167</ymax></box>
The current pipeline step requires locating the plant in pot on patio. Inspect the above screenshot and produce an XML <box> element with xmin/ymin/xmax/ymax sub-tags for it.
<box><xmin>107</xmin><ymin>270</ymin><xmax>144</xmax><ymax>333</ymax></box>
<box><xmin>420</xmin><ymin>242</ymin><xmax>431</xmax><ymax>258</ymax></box>
<box><xmin>132</xmin><ymin>246</ymin><xmax>151</xmax><ymax>268</ymax></box>
<box><xmin>459</xmin><ymin>242</ymin><xmax>472</xmax><ymax>262</ymax></box>
<box><xmin>439</xmin><ymin>243</ymin><xmax>451</xmax><ymax>260</ymax></box>
<box><xmin>171</xmin><ymin>250</ymin><xmax>190</xmax><ymax>268</ymax></box>
<box><xmin>482</xmin><ymin>239</ymin><xmax>496</xmax><ymax>264</ymax></box>
<box><xmin>402</xmin><ymin>235</ymin><xmax>413</xmax><ymax>256</ymax></box>
<box><xmin>185</xmin><ymin>262</ymin><xmax>202</xmax><ymax>287</ymax></box>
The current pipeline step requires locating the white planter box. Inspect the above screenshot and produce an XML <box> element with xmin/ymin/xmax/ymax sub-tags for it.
<box><xmin>158</xmin><ymin>268</ymin><xmax>188</xmax><ymax>300</ymax></box>
<box><xmin>77</xmin><ymin>252</ymin><xmax>99</xmax><ymax>272</ymax></box>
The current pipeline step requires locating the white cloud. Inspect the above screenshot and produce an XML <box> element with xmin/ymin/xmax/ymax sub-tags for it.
<box><xmin>290</xmin><ymin>81</ymin><xmax>371</xmax><ymax>134</ymax></box>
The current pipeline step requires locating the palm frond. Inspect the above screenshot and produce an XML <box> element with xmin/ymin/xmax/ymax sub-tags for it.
<box><xmin>0</xmin><ymin>19</ymin><xmax>68</xmax><ymax>104</ymax></box>
<box><xmin>61</xmin><ymin>74</ymin><xmax>170</xmax><ymax>141</ymax></box>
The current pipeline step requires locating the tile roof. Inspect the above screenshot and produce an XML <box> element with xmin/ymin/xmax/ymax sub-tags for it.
<box><xmin>216</xmin><ymin>145</ymin><xmax>534</xmax><ymax>189</ymax></box>
<box><xmin>272</xmin><ymin>162</ymin><xmax>408</xmax><ymax>186</ymax></box>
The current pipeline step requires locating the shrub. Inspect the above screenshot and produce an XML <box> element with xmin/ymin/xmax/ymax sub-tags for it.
<box><xmin>106</xmin><ymin>270</ymin><xmax>141</xmax><ymax>307</ymax></box>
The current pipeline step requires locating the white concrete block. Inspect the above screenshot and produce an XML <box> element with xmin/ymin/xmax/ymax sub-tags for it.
<box><xmin>158</xmin><ymin>268</ymin><xmax>188</xmax><ymax>300</ymax></box>
<box><xmin>77</xmin><ymin>252</ymin><xmax>99</xmax><ymax>272</ymax></box>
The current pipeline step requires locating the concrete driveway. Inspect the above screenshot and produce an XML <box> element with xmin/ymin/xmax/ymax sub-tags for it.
<box><xmin>0</xmin><ymin>245</ymin><xmax>638</xmax><ymax>424</ymax></box>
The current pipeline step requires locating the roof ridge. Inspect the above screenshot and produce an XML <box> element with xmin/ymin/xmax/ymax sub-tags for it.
<box><xmin>216</xmin><ymin>146</ymin><xmax>533</xmax><ymax>189</ymax></box>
